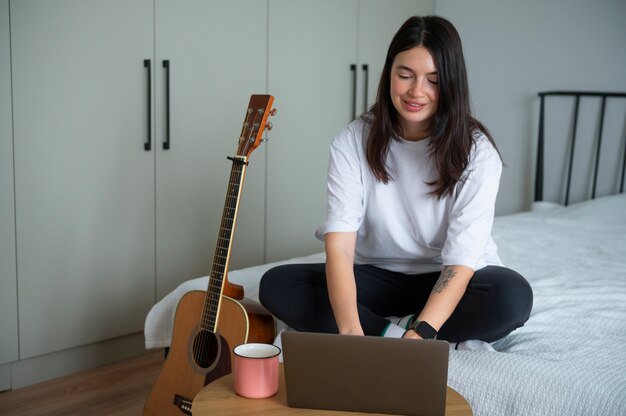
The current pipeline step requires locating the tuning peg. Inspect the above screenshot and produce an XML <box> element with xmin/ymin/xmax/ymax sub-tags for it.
<box><xmin>265</xmin><ymin>122</ymin><xmax>273</xmax><ymax>131</ymax></box>
<box><xmin>270</xmin><ymin>108</ymin><xmax>277</xmax><ymax>117</ymax></box>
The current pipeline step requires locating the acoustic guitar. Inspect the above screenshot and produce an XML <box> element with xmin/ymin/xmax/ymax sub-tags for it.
<box><xmin>144</xmin><ymin>95</ymin><xmax>277</xmax><ymax>416</ymax></box>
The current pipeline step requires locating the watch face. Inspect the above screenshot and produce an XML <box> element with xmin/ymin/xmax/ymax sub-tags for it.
<box><xmin>414</xmin><ymin>321</ymin><xmax>437</xmax><ymax>339</ymax></box>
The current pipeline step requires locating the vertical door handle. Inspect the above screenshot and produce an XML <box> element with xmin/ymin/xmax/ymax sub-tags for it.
<box><xmin>362</xmin><ymin>64</ymin><xmax>369</xmax><ymax>113</ymax></box>
<box><xmin>162</xmin><ymin>60</ymin><xmax>171</xmax><ymax>150</ymax></box>
<box><xmin>144</xmin><ymin>59</ymin><xmax>152</xmax><ymax>151</ymax></box>
<box><xmin>350</xmin><ymin>64</ymin><xmax>357</xmax><ymax>120</ymax></box>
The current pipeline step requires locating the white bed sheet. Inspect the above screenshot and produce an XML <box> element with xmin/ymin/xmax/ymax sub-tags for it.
<box><xmin>144</xmin><ymin>194</ymin><xmax>626</xmax><ymax>416</ymax></box>
<box><xmin>448</xmin><ymin>193</ymin><xmax>626</xmax><ymax>416</ymax></box>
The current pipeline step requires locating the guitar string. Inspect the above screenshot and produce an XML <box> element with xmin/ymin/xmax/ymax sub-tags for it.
<box><xmin>196</xmin><ymin>104</ymin><xmax>255</xmax><ymax>368</ymax></box>
<box><xmin>197</xmin><ymin>165</ymin><xmax>236</xmax><ymax>369</ymax></box>
<box><xmin>194</xmin><ymin>114</ymin><xmax>243</xmax><ymax>372</ymax></box>
<box><xmin>195</xmin><ymin>102</ymin><xmax>266</xmax><ymax>371</ymax></box>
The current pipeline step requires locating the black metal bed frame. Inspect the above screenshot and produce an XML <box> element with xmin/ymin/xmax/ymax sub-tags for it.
<box><xmin>535</xmin><ymin>91</ymin><xmax>626</xmax><ymax>205</ymax></box>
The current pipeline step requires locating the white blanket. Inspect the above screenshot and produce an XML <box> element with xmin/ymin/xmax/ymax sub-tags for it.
<box><xmin>144</xmin><ymin>194</ymin><xmax>626</xmax><ymax>416</ymax></box>
<box><xmin>448</xmin><ymin>194</ymin><xmax>626</xmax><ymax>415</ymax></box>
<box><xmin>144</xmin><ymin>252</ymin><xmax>324</xmax><ymax>350</ymax></box>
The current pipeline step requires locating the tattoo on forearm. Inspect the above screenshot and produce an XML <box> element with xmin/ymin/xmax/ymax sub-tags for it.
<box><xmin>433</xmin><ymin>267</ymin><xmax>456</xmax><ymax>293</ymax></box>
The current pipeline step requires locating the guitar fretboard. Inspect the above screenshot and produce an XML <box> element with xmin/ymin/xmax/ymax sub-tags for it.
<box><xmin>201</xmin><ymin>156</ymin><xmax>247</xmax><ymax>332</ymax></box>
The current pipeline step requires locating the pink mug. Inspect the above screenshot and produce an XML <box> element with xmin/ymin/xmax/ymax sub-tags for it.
<box><xmin>233</xmin><ymin>343</ymin><xmax>281</xmax><ymax>399</ymax></box>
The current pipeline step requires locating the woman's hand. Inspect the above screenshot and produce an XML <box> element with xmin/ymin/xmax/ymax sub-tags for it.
<box><xmin>403</xmin><ymin>329</ymin><xmax>423</xmax><ymax>340</ymax></box>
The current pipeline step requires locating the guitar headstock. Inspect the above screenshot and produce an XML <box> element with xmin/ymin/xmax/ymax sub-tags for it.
<box><xmin>236</xmin><ymin>94</ymin><xmax>276</xmax><ymax>158</ymax></box>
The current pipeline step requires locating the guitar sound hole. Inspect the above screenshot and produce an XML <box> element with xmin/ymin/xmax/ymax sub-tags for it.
<box><xmin>192</xmin><ymin>330</ymin><xmax>219</xmax><ymax>369</ymax></box>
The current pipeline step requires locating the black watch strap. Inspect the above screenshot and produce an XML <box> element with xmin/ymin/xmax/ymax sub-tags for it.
<box><xmin>409</xmin><ymin>320</ymin><xmax>438</xmax><ymax>340</ymax></box>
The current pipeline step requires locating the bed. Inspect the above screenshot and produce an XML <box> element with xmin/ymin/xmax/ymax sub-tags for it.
<box><xmin>144</xmin><ymin>91</ymin><xmax>626</xmax><ymax>415</ymax></box>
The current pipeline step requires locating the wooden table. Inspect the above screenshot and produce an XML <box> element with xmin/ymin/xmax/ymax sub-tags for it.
<box><xmin>192</xmin><ymin>364</ymin><xmax>472</xmax><ymax>415</ymax></box>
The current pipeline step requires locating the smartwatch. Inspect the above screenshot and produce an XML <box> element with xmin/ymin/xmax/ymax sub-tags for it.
<box><xmin>408</xmin><ymin>320</ymin><xmax>438</xmax><ymax>340</ymax></box>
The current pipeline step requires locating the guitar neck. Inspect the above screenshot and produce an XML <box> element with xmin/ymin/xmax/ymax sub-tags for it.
<box><xmin>197</xmin><ymin>93</ymin><xmax>275</xmax><ymax>334</ymax></box>
<box><xmin>201</xmin><ymin>156</ymin><xmax>248</xmax><ymax>332</ymax></box>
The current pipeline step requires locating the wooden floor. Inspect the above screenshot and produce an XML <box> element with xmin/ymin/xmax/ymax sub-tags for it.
<box><xmin>0</xmin><ymin>351</ymin><xmax>163</xmax><ymax>416</ymax></box>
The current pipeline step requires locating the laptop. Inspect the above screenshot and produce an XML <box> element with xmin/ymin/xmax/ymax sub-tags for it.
<box><xmin>281</xmin><ymin>332</ymin><xmax>449</xmax><ymax>416</ymax></box>
<box><xmin>281</xmin><ymin>331</ymin><xmax>449</xmax><ymax>416</ymax></box>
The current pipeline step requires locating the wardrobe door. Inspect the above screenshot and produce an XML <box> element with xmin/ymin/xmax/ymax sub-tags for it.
<box><xmin>154</xmin><ymin>0</ymin><xmax>268</xmax><ymax>299</ymax></box>
<box><xmin>11</xmin><ymin>0</ymin><xmax>155</xmax><ymax>358</ymax></box>
<box><xmin>0</xmin><ymin>0</ymin><xmax>18</xmax><ymax>369</ymax></box>
<box><xmin>266</xmin><ymin>0</ymin><xmax>358</xmax><ymax>262</ymax></box>
<box><xmin>357</xmin><ymin>0</ymin><xmax>435</xmax><ymax>112</ymax></box>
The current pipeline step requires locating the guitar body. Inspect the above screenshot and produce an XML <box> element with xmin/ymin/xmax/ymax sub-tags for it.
<box><xmin>144</xmin><ymin>291</ymin><xmax>275</xmax><ymax>416</ymax></box>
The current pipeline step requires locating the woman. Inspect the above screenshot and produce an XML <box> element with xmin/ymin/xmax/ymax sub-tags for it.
<box><xmin>259</xmin><ymin>16</ymin><xmax>532</xmax><ymax>344</ymax></box>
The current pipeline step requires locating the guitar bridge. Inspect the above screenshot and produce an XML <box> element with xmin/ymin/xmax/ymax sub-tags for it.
<box><xmin>173</xmin><ymin>394</ymin><xmax>193</xmax><ymax>415</ymax></box>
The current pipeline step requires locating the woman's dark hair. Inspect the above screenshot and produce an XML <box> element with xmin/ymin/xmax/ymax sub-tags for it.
<box><xmin>366</xmin><ymin>15</ymin><xmax>499</xmax><ymax>198</ymax></box>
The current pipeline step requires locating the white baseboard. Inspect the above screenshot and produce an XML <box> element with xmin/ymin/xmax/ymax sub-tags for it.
<box><xmin>5</xmin><ymin>332</ymin><xmax>148</xmax><ymax>390</ymax></box>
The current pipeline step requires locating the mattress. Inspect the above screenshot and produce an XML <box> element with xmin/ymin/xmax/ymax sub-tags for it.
<box><xmin>144</xmin><ymin>193</ymin><xmax>626</xmax><ymax>415</ymax></box>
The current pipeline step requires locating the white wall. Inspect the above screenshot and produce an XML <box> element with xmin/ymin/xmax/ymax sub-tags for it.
<box><xmin>435</xmin><ymin>0</ymin><xmax>626</xmax><ymax>214</ymax></box>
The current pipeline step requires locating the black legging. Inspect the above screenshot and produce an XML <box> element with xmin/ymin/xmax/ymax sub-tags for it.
<box><xmin>259</xmin><ymin>263</ymin><xmax>533</xmax><ymax>343</ymax></box>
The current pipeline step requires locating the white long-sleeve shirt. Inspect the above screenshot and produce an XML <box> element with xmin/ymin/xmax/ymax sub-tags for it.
<box><xmin>315</xmin><ymin>117</ymin><xmax>502</xmax><ymax>274</ymax></box>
